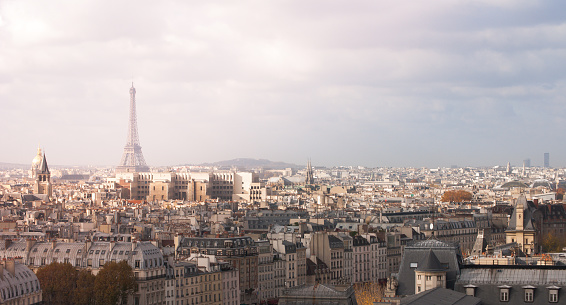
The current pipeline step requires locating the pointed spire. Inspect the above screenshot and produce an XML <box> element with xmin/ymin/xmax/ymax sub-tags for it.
<box><xmin>39</xmin><ymin>152</ymin><xmax>50</xmax><ymax>175</ymax></box>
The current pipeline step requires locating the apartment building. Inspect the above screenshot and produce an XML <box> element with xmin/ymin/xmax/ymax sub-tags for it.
<box><xmin>1</xmin><ymin>239</ymin><xmax>165</xmax><ymax>305</ymax></box>
<box><xmin>310</xmin><ymin>232</ymin><xmax>345</xmax><ymax>285</ymax></box>
<box><xmin>256</xmin><ymin>240</ymin><xmax>275</xmax><ymax>302</ymax></box>
<box><xmin>175</xmin><ymin>236</ymin><xmax>258</xmax><ymax>304</ymax></box>
<box><xmin>113</xmin><ymin>171</ymin><xmax>267</xmax><ymax>203</ymax></box>
<box><xmin>352</xmin><ymin>235</ymin><xmax>371</xmax><ymax>283</ymax></box>
<box><xmin>0</xmin><ymin>260</ymin><xmax>42</xmax><ymax>305</ymax></box>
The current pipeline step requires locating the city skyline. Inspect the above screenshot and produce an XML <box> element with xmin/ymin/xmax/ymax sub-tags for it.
<box><xmin>2</xmin><ymin>1</ymin><xmax>566</xmax><ymax>167</ymax></box>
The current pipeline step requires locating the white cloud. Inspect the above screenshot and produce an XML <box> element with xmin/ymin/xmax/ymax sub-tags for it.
<box><xmin>1</xmin><ymin>0</ymin><xmax>565</xmax><ymax>167</ymax></box>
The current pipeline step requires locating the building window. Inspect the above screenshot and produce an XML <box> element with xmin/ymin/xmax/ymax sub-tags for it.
<box><xmin>548</xmin><ymin>288</ymin><xmax>559</xmax><ymax>303</ymax></box>
<box><xmin>500</xmin><ymin>289</ymin><xmax>509</xmax><ymax>302</ymax></box>
<box><xmin>525</xmin><ymin>289</ymin><xmax>534</xmax><ymax>302</ymax></box>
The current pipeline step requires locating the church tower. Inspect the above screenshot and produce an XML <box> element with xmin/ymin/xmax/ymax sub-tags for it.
<box><xmin>33</xmin><ymin>152</ymin><xmax>52</xmax><ymax>198</ymax></box>
<box><xmin>305</xmin><ymin>158</ymin><xmax>314</xmax><ymax>185</ymax></box>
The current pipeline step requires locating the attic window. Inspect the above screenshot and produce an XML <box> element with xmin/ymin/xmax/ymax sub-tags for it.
<box><xmin>410</xmin><ymin>263</ymin><xmax>418</xmax><ymax>268</ymax></box>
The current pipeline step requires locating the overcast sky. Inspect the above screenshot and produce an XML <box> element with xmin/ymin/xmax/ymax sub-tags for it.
<box><xmin>1</xmin><ymin>0</ymin><xmax>566</xmax><ymax>168</ymax></box>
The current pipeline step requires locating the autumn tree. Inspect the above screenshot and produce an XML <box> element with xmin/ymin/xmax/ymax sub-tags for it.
<box><xmin>557</xmin><ymin>188</ymin><xmax>565</xmax><ymax>200</ymax></box>
<box><xmin>440</xmin><ymin>190</ymin><xmax>473</xmax><ymax>203</ymax></box>
<box><xmin>354</xmin><ymin>282</ymin><xmax>385</xmax><ymax>305</ymax></box>
<box><xmin>94</xmin><ymin>261</ymin><xmax>137</xmax><ymax>305</ymax></box>
<box><xmin>74</xmin><ymin>269</ymin><xmax>96</xmax><ymax>305</ymax></box>
<box><xmin>541</xmin><ymin>232</ymin><xmax>566</xmax><ymax>253</ymax></box>
<box><xmin>36</xmin><ymin>262</ymin><xmax>78</xmax><ymax>305</ymax></box>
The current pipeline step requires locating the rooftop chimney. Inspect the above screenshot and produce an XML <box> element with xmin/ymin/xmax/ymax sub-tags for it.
<box><xmin>5</xmin><ymin>259</ymin><xmax>15</xmax><ymax>276</ymax></box>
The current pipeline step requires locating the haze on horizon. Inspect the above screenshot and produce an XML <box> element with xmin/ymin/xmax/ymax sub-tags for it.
<box><xmin>1</xmin><ymin>1</ymin><xmax>566</xmax><ymax>168</ymax></box>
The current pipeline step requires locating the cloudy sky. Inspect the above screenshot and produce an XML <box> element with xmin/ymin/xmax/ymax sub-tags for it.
<box><xmin>1</xmin><ymin>0</ymin><xmax>566</xmax><ymax>168</ymax></box>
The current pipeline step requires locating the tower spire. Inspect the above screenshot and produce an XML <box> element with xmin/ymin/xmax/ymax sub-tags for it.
<box><xmin>305</xmin><ymin>158</ymin><xmax>314</xmax><ymax>185</ymax></box>
<box><xmin>117</xmin><ymin>84</ymin><xmax>149</xmax><ymax>173</ymax></box>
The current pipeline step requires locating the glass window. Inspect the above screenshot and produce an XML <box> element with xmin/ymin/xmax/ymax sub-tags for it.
<box><xmin>525</xmin><ymin>289</ymin><xmax>533</xmax><ymax>302</ymax></box>
<box><xmin>500</xmin><ymin>289</ymin><xmax>509</xmax><ymax>302</ymax></box>
<box><xmin>550</xmin><ymin>290</ymin><xmax>558</xmax><ymax>303</ymax></box>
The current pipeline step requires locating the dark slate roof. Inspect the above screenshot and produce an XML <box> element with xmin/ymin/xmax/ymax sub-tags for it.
<box><xmin>21</xmin><ymin>194</ymin><xmax>49</xmax><ymax>202</ymax></box>
<box><xmin>400</xmin><ymin>287</ymin><xmax>481</xmax><ymax>305</ymax></box>
<box><xmin>328</xmin><ymin>235</ymin><xmax>344</xmax><ymax>249</ymax></box>
<box><xmin>397</xmin><ymin>239</ymin><xmax>462</xmax><ymax>296</ymax></box>
<box><xmin>352</xmin><ymin>235</ymin><xmax>369</xmax><ymax>247</ymax></box>
<box><xmin>306</xmin><ymin>257</ymin><xmax>328</xmax><ymax>276</ymax></box>
<box><xmin>417</xmin><ymin>249</ymin><xmax>443</xmax><ymax>272</ymax></box>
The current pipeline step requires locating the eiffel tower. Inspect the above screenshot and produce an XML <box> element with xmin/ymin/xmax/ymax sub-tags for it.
<box><xmin>116</xmin><ymin>84</ymin><xmax>150</xmax><ymax>173</ymax></box>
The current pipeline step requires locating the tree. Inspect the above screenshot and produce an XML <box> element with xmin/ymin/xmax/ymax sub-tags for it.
<box><xmin>440</xmin><ymin>190</ymin><xmax>472</xmax><ymax>203</ymax></box>
<box><xmin>541</xmin><ymin>232</ymin><xmax>566</xmax><ymax>253</ymax></box>
<box><xmin>74</xmin><ymin>269</ymin><xmax>96</xmax><ymax>305</ymax></box>
<box><xmin>36</xmin><ymin>262</ymin><xmax>78</xmax><ymax>305</ymax></box>
<box><xmin>94</xmin><ymin>261</ymin><xmax>137</xmax><ymax>305</ymax></box>
<box><xmin>557</xmin><ymin>188</ymin><xmax>565</xmax><ymax>200</ymax></box>
<box><xmin>354</xmin><ymin>282</ymin><xmax>385</xmax><ymax>305</ymax></box>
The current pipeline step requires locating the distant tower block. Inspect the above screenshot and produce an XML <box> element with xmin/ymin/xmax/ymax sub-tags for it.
<box><xmin>544</xmin><ymin>152</ymin><xmax>550</xmax><ymax>168</ymax></box>
<box><xmin>116</xmin><ymin>84</ymin><xmax>150</xmax><ymax>173</ymax></box>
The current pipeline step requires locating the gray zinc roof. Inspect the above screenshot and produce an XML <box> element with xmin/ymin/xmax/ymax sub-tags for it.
<box><xmin>400</xmin><ymin>287</ymin><xmax>481</xmax><ymax>305</ymax></box>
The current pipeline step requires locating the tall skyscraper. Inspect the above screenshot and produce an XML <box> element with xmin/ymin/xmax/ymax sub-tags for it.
<box><xmin>523</xmin><ymin>158</ymin><xmax>531</xmax><ymax>168</ymax></box>
<box><xmin>544</xmin><ymin>153</ymin><xmax>550</xmax><ymax>168</ymax></box>
<box><xmin>116</xmin><ymin>84</ymin><xmax>150</xmax><ymax>173</ymax></box>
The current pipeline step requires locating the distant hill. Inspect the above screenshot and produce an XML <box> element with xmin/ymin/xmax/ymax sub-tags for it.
<box><xmin>0</xmin><ymin>162</ymin><xmax>28</xmax><ymax>170</ymax></box>
<box><xmin>199</xmin><ymin>158</ymin><xmax>300</xmax><ymax>170</ymax></box>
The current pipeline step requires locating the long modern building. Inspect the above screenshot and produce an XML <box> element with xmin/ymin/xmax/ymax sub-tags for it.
<box><xmin>111</xmin><ymin>171</ymin><xmax>271</xmax><ymax>203</ymax></box>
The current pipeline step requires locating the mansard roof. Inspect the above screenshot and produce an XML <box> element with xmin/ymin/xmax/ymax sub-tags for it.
<box><xmin>397</xmin><ymin>238</ymin><xmax>462</xmax><ymax>296</ymax></box>
<box><xmin>0</xmin><ymin>240</ymin><xmax>163</xmax><ymax>271</ymax></box>
<box><xmin>417</xmin><ymin>249</ymin><xmax>444</xmax><ymax>272</ymax></box>
<box><xmin>0</xmin><ymin>262</ymin><xmax>41</xmax><ymax>303</ymax></box>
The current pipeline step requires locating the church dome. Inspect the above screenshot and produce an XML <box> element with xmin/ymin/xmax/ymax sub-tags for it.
<box><xmin>31</xmin><ymin>147</ymin><xmax>42</xmax><ymax>168</ymax></box>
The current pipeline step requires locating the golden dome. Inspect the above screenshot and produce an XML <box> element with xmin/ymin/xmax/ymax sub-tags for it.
<box><xmin>31</xmin><ymin>146</ymin><xmax>42</xmax><ymax>167</ymax></box>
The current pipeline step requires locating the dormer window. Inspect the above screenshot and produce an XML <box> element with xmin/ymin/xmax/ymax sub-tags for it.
<box><xmin>464</xmin><ymin>285</ymin><xmax>477</xmax><ymax>297</ymax></box>
<box><xmin>523</xmin><ymin>286</ymin><xmax>535</xmax><ymax>303</ymax></box>
<box><xmin>499</xmin><ymin>285</ymin><xmax>511</xmax><ymax>302</ymax></box>
<box><xmin>548</xmin><ymin>286</ymin><xmax>560</xmax><ymax>303</ymax></box>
